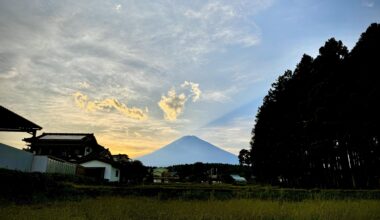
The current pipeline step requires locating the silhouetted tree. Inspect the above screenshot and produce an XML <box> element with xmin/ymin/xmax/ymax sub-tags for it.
<box><xmin>248</xmin><ymin>23</ymin><xmax>380</xmax><ymax>188</ymax></box>
<box><xmin>118</xmin><ymin>159</ymin><xmax>147</xmax><ymax>184</ymax></box>
<box><xmin>238</xmin><ymin>149</ymin><xmax>251</xmax><ymax>166</ymax></box>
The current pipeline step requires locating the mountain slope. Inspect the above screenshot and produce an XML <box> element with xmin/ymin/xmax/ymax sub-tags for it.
<box><xmin>137</xmin><ymin>136</ymin><xmax>239</xmax><ymax>167</ymax></box>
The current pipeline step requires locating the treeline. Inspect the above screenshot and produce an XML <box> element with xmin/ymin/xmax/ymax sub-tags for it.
<box><xmin>245</xmin><ymin>23</ymin><xmax>380</xmax><ymax>188</ymax></box>
<box><xmin>167</xmin><ymin>163</ymin><xmax>251</xmax><ymax>183</ymax></box>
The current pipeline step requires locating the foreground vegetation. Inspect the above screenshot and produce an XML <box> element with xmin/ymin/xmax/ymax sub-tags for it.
<box><xmin>1</xmin><ymin>169</ymin><xmax>380</xmax><ymax>219</ymax></box>
<box><xmin>1</xmin><ymin>196</ymin><xmax>380</xmax><ymax>220</ymax></box>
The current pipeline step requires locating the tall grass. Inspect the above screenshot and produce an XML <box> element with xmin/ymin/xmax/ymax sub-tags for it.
<box><xmin>1</xmin><ymin>197</ymin><xmax>380</xmax><ymax>220</ymax></box>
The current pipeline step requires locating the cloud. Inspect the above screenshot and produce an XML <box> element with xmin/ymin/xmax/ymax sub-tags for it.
<box><xmin>202</xmin><ymin>90</ymin><xmax>231</xmax><ymax>103</ymax></box>
<box><xmin>0</xmin><ymin>67</ymin><xmax>18</xmax><ymax>79</ymax></box>
<box><xmin>362</xmin><ymin>0</ymin><xmax>374</xmax><ymax>7</ymax></box>
<box><xmin>78</xmin><ymin>81</ymin><xmax>90</xmax><ymax>89</ymax></box>
<box><xmin>158</xmin><ymin>88</ymin><xmax>187</xmax><ymax>121</ymax></box>
<box><xmin>73</xmin><ymin>91</ymin><xmax>148</xmax><ymax>120</ymax></box>
<box><xmin>158</xmin><ymin>81</ymin><xmax>202</xmax><ymax>121</ymax></box>
<box><xmin>73</xmin><ymin>91</ymin><xmax>88</xmax><ymax>109</ymax></box>
<box><xmin>181</xmin><ymin>81</ymin><xmax>202</xmax><ymax>102</ymax></box>
<box><xmin>195</xmin><ymin>116</ymin><xmax>253</xmax><ymax>155</ymax></box>
<box><xmin>0</xmin><ymin>0</ymin><xmax>273</xmax><ymax>157</ymax></box>
<box><xmin>115</xmin><ymin>4</ymin><xmax>122</xmax><ymax>12</ymax></box>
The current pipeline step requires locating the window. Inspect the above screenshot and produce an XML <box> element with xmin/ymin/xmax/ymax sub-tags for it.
<box><xmin>115</xmin><ymin>170</ymin><xmax>119</xmax><ymax>177</ymax></box>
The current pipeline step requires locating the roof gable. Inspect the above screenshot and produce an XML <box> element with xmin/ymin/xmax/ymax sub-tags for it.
<box><xmin>0</xmin><ymin>106</ymin><xmax>42</xmax><ymax>132</ymax></box>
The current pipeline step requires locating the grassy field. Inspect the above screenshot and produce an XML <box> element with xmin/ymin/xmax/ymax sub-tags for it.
<box><xmin>1</xmin><ymin>197</ymin><xmax>380</xmax><ymax>220</ymax></box>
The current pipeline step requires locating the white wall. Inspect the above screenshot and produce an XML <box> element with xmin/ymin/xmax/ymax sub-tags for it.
<box><xmin>0</xmin><ymin>143</ymin><xmax>34</xmax><ymax>172</ymax></box>
<box><xmin>31</xmin><ymin>156</ymin><xmax>77</xmax><ymax>175</ymax></box>
<box><xmin>46</xmin><ymin>157</ymin><xmax>77</xmax><ymax>175</ymax></box>
<box><xmin>80</xmin><ymin>160</ymin><xmax>120</xmax><ymax>182</ymax></box>
<box><xmin>31</xmin><ymin>155</ymin><xmax>48</xmax><ymax>172</ymax></box>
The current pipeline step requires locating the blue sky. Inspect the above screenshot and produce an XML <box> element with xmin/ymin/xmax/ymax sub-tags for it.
<box><xmin>0</xmin><ymin>0</ymin><xmax>379</xmax><ymax>157</ymax></box>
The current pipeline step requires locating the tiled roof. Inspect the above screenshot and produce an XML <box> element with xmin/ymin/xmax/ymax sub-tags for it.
<box><xmin>0</xmin><ymin>106</ymin><xmax>42</xmax><ymax>132</ymax></box>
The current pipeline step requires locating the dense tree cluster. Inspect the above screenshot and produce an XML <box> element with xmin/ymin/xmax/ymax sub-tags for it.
<box><xmin>249</xmin><ymin>23</ymin><xmax>380</xmax><ymax>188</ymax></box>
<box><xmin>167</xmin><ymin>163</ymin><xmax>251</xmax><ymax>183</ymax></box>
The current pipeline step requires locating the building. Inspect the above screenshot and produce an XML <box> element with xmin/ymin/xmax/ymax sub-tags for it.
<box><xmin>230</xmin><ymin>174</ymin><xmax>247</xmax><ymax>185</ymax></box>
<box><xmin>0</xmin><ymin>105</ymin><xmax>42</xmax><ymax>137</ymax></box>
<box><xmin>79</xmin><ymin>157</ymin><xmax>120</xmax><ymax>182</ymax></box>
<box><xmin>152</xmin><ymin>168</ymin><xmax>179</xmax><ymax>183</ymax></box>
<box><xmin>0</xmin><ymin>106</ymin><xmax>121</xmax><ymax>182</ymax></box>
<box><xmin>24</xmin><ymin>133</ymin><xmax>109</xmax><ymax>162</ymax></box>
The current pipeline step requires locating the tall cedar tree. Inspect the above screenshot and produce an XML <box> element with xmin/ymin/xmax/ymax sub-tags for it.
<box><xmin>249</xmin><ymin>23</ymin><xmax>380</xmax><ymax>188</ymax></box>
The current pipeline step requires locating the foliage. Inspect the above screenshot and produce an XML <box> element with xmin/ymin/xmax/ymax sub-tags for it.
<box><xmin>249</xmin><ymin>23</ymin><xmax>380</xmax><ymax>188</ymax></box>
<box><xmin>238</xmin><ymin>149</ymin><xmax>251</xmax><ymax>166</ymax></box>
<box><xmin>166</xmin><ymin>163</ymin><xmax>251</xmax><ymax>182</ymax></box>
<box><xmin>117</xmin><ymin>159</ymin><xmax>148</xmax><ymax>184</ymax></box>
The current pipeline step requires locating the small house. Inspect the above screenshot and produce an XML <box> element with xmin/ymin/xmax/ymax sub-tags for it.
<box><xmin>152</xmin><ymin>168</ymin><xmax>179</xmax><ymax>183</ymax></box>
<box><xmin>79</xmin><ymin>157</ymin><xmax>120</xmax><ymax>182</ymax></box>
<box><xmin>230</xmin><ymin>174</ymin><xmax>247</xmax><ymax>185</ymax></box>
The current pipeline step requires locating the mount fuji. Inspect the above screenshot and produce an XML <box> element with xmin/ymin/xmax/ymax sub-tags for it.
<box><xmin>137</xmin><ymin>135</ymin><xmax>239</xmax><ymax>167</ymax></box>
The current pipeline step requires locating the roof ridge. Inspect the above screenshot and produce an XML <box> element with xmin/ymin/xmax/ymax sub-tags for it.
<box><xmin>41</xmin><ymin>132</ymin><xmax>94</xmax><ymax>136</ymax></box>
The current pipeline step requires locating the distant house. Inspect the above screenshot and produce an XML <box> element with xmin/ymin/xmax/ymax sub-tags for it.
<box><xmin>152</xmin><ymin>168</ymin><xmax>179</xmax><ymax>183</ymax></box>
<box><xmin>0</xmin><ymin>143</ymin><xmax>76</xmax><ymax>175</ymax></box>
<box><xmin>79</xmin><ymin>157</ymin><xmax>120</xmax><ymax>182</ymax></box>
<box><xmin>230</xmin><ymin>174</ymin><xmax>247</xmax><ymax>185</ymax></box>
<box><xmin>24</xmin><ymin>133</ymin><xmax>109</xmax><ymax>162</ymax></box>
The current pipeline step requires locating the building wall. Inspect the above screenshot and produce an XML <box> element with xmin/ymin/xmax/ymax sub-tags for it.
<box><xmin>31</xmin><ymin>155</ymin><xmax>48</xmax><ymax>172</ymax></box>
<box><xmin>80</xmin><ymin>160</ymin><xmax>119</xmax><ymax>182</ymax></box>
<box><xmin>46</xmin><ymin>158</ymin><xmax>76</xmax><ymax>175</ymax></box>
<box><xmin>0</xmin><ymin>143</ymin><xmax>33</xmax><ymax>172</ymax></box>
<box><xmin>31</xmin><ymin>155</ymin><xmax>77</xmax><ymax>175</ymax></box>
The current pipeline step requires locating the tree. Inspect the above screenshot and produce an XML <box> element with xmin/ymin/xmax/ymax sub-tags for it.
<box><xmin>248</xmin><ymin>23</ymin><xmax>380</xmax><ymax>188</ymax></box>
<box><xmin>238</xmin><ymin>149</ymin><xmax>251</xmax><ymax>166</ymax></box>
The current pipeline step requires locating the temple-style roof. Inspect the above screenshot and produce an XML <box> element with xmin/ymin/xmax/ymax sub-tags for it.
<box><xmin>0</xmin><ymin>105</ymin><xmax>42</xmax><ymax>134</ymax></box>
<box><xmin>32</xmin><ymin>133</ymin><xmax>93</xmax><ymax>141</ymax></box>
<box><xmin>23</xmin><ymin>133</ymin><xmax>101</xmax><ymax>146</ymax></box>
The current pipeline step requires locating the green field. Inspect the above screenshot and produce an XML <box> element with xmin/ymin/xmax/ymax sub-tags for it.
<box><xmin>1</xmin><ymin>170</ymin><xmax>380</xmax><ymax>219</ymax></box>
<box><xmin>1</xmin><ymin>196</ymin><xmax>380</xmax><ymax>220</ymax></box>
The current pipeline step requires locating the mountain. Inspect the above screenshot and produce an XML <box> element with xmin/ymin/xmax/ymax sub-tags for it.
<box><xmin>137</xmin><ymin>136</ymin><xmax>239</xmax><ymax>167</ymax></box>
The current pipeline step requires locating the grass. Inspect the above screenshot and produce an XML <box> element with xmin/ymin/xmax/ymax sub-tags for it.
<box><xmin>1</xmin><ymin>197</ymin><xmax>380</xmax><ymax>220</ymax></box>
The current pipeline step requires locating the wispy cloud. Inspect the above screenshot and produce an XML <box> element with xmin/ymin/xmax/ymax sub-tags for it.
<box><xmin>78</xmin><ymin>81</ymin><xmax>90</xmax><ymax>89</ymax></box>
<box><xmin>73</xmin><ymin>92</ymin><xmax>148</xmax><ymax>120</ymax></box>
<box><xmin>0</xmin><ymin>0</ymin><xmax>273</xmax><ymax>156</ymax></box>
<box><xmin>195</xmin><ymin>116</ymin><xmax>253</xmax><ymax>155</ymax></box>
<box><xmin>114</xmin><ymin>4</ymin><xmax>122</xmax><ymax>12</ymax></box>
<box><xmin>362</xmin><ymin>0</ymin><xmax>375</xmax><ymax>7</ymax></box>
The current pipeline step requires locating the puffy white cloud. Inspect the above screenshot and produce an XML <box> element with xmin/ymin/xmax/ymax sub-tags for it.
<box><xmin>158</xmin><ymin>88</ymin><xmax>187</xmax><ymax>121</ymax></box>
<box><xmin>159</xmin><ymin>81</ymin><xmax>202</xmax><ymax>121</ymax></box>
<box><xmin>181</xmin><ymin>81</ymin><xmax>202</xmax><ymax>102</ymax></box>
<box><xmin>73</xmin><ymin>91</ymin><xmax>148</xmax><ymax>120</ymax></box>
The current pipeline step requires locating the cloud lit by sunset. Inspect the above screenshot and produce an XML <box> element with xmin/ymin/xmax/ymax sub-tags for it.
<box><xmin>0</xmin><ymin>0</ymin><xmax>378</xmax><ymax>158</ymax></box>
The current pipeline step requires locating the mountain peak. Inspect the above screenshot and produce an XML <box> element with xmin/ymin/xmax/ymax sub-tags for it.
<box><xmin>177</xmin><ymin>135</ymin><xmax>201</xmax><ymax>141</ymax></box>
<box><xmin>137</xmin><ymin>135</ymin><xmax>239</xmax><ymax>167</ymax></box>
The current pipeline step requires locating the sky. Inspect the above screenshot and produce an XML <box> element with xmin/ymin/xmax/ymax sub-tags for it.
<box><xmin>0</xmin><ymin>0</ymin><xmax>379</xmax><ymax>158</ymax></box>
